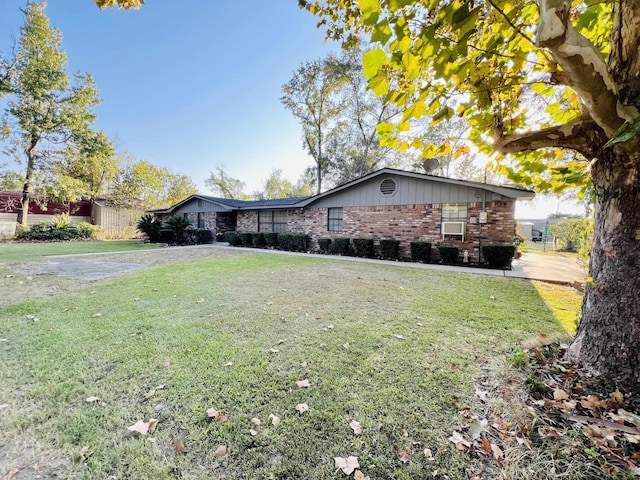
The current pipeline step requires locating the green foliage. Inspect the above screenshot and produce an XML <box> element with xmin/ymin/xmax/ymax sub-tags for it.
<box><xmin>329</xmin><ymin>237</ymin><xmax>351</xmax><ymax>255</ymax></box>
<box><xmin>277</xmin><ymin>233</ymin><xmax>309</xmax><ymax>252</ymax></box>
<box><xmin>16</xmin><ymin>219</ymin><xmax>96</xmax><ymax>241</ymax></box>
<box><xmin>352</xmin><ymin>238</ymin><xmax>375</xmax><ymax>258</ymax></box>
<box><xmin>251</xmin><ymin>232</ymin><xmax>266</xmax><ymax>248</ymax></box>
<box><xmin>238</xmin><ymin>232</ymin><xmax>254</xmax><ymax>247</ymax></box>
<box><xmin>224</xmin><ymin>231</ymin><xmax>241</xmax><ymax>246</ymax></box>
<box><xmin>482</xmin><ymin>245</ymin><xmax>517</xmax><ymax>269</ymax></box>
<box><xmin>164</xmin><ymin>216</ymin><xmax>192</xmax><ymax>244</ymax></box>
<box><xmin>184</xmin><ymin>228</ymin><xmax>214</xmax><ymax>245</ymax></box>
<box><xmin>136</xmin><ymin>213</ymin><xmax>162</xmax><ymax>242</ymax></box>
<box><xmin>264</xmin><ymin>232</ymin><xmax>279</xmax><ymax>248</ymax></box>
<box><xmin>379</xmin><ymin>239</ymin><xmax>400</xmax><ymax>260</ymax></box>
<box><xmin>550</xmin><ymin>218</ymin><xmax>590</xmax><ymax>252</ymax></box>
<box><xmin>205</xmin><ymin>164</ymin><xmax>247</xmax><ymax>199</ymax></box>
<box><xmin>509</xmin><ymin>347</ymin><xmax>530</xmax><ymax>369</ymax></box>
<box><xmin>158</xmin><ymin>228</ymin><xmax>175</xmax><ymax>244</ymax></box>
<box><xmin>410</xmin><ymin>241</ymin><xmax>432</xmax><ymax>263</ymax></box>
<box><xmin>438</xmin><ymin>246</ymin><xmax>459</xmax><ymax>264</ymax></box>
<box><xmin>318</xmin><ymin>238</ymin><xmax>332</xmax><ymax>253</ymax></box>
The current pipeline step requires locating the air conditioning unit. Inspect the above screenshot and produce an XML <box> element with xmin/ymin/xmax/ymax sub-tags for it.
<box><xmin>441</xmin><ymin>221</ymin><xmax>465</xmax><ymax>241</ymax></box>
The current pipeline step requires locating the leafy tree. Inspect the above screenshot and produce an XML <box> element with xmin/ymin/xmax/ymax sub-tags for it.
<box><xmin>1</xmin><ymin>2</ymin><xmax>108</xmax><ymax>228</ymax></box>
<box><xmin>550</xmin><ymin>217</ymin><xmax>590</xmax><ymax>252</ymax></box>
<box><xmin>0</xmin><ymin>170</ymin><xmax>25</xmax><ymax>192</ymax></box>
<box><xmin>253</xmin><ymin>168</ymin><xmax>315</xmax><ymax>200</ymax></box>
<box><xmin>111</xmin><ymin>157</ymin><xmax>198</xmax><ymax>210</ymax></box>
<box><xmin>281</xmin><ymin>57</ymin><xmax>348</xmax><ymax>194</ymax></box>
<box><xmin>205</xmin><ymin>164</ymin><xmax>247</xmax><ymax>199</ymax></box>
<box><xmin>304</xmin><ymin>0</ymin><xmax>640</xmax><ymax>385</ymax></box>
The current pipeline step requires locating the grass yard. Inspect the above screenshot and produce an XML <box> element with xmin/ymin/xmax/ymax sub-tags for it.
<box><xmin>0</xmin><ymin>246</ymin><xmax>580</xmax><ymax>479</ymax></box>
<box><xmin>0</xmin><ymin>239</ymin><xmax>158</xmax><ymax>264</ymax></box>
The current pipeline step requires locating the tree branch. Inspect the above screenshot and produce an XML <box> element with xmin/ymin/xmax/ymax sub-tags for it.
<box><xmin>493</xmin><ymin>117</ymin><xmax>603</xmax><ymax>157</ymax></box>
<box><xmin>536</xmin><ymin>0</ymin><xmax>638</xmax><ymax>136</ymax></box>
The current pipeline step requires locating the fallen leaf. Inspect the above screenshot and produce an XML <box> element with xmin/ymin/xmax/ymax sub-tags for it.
<box><xmin>268</xmin><ymin>414</ymin><xmax>281</xmax><ymax>426</ymax></box>
<box><xmin>250</xmin><ymin>429</ymin><xmax>258</xmax><ymax>436</ymax></box>
<box><xmin>481</xmin><ymin>437</ymin><xmax>492</xmax><ymax>453</ymax></box>
<box><xmin>300</xmin><ymin>361</ymin><xmax>308</xmax><ymax>368</ymax></box>
<box><xmin>349</xmin><ymin>419</ymin><xmax>362</xmax><ymax>435</ymax></box>
<box><xmin>174</xmin><ymin>440</ymin><xmax>188</xmax><ymax>454</ymax></box>
<box><xmin>91</xmin><ymin>313</ymin><xmax>102</xmax><ymax>318</ymax></box>
<box><xmin>354</xmin><ymin>470</ymin><xmax>370</xmax><ymax>480</ymax></box>
<box><xmin>207</xmin><ymin>408</ymin><xmax>219</xmax><ymax>419</ymax></box>
<box><xmin>26</xmin><ymin>314</ymin><xmax>39</xmax><ymax>322</ymax></box>
<box><xmin>155</xmin><ymin>384</ymin><xmax>166</xmax><ymax>390</ymax></box>
<box><xmin>163</xmin><ymin>361</ymin><xmax>171</xmax><ymax>367</ymax></box>
<box><xmin>296</xmin><ymin>379</ymin><xmax>310</xmax><ymax>388</ymax></box>
<box><xmin>343</xmin><ymin>342</ymin><xmax>350</xmax><ymax>350</ymax></box>
<box><xmin>224</xmin><ymin>361</ymin><xmax>233</xmax><ymax>367</ymax></box>
<box><xmin>393</xmin><ymin>334</ymin><xmax>404</xmax><ymax>339</ymax></box>
<box><xmin>469</xmin><ymin>418</ymin><xmax>488</xmax><ymax>439</ymax></box>
<box><xmin>553</xmin><ymin>388</ymin><xmax>570</xmax><ymax>400</ymax></box>
<box><xmin>267</xmin><ymin>348</ymin><xmax>279</xmax><ymax>354</ymax></box>
<box><xmin>397</xmin><ymin>448</ymin><xmax>411</xmax><ymax>463</ymax></box>
<box><xmin>296</xmin><ymin>403</ymin><xmax>309</xmax><ymax>413</ymax></box>
<box><xmin>214</xmin><ymin>445</ymin><xmax>227</xmax><ymax>459</ymax></box>
<box><xmin>251</xmin><ymin>417</ymin><xmax>261</xmax><ymax>425</ymax></box>
<box><xmin>144</xmin><ymin>390</ymin><xmax>156</xmax><ymax>399</ymax></box>
<box><xmin>196</xmin><ymin>298</ymin><xmax>205</xmax><ymax>303</ymax></box>
<box><xmin>610</xmin><ymin>390</ymin><xmax>624</xmax><ymax>403</ymax></box>
<box><xmin>615</xmin><ymin>409</ymin><xmax>640</xmax><ymax>428</ymax></box>
<box><xmin>85</xmin><ymin>396</ymin><xmax>101</xmax><ymax>403</ymax></box>
<box><xmin>217</xmin><ymin>414</ymin><xmax>229</xmax><ymax>423</ymax></box>
<box><xmin>580</xmin><ymin>395</ymin><xmax>606</xmax><ymax>409</ymax></box>
<box><xmin>491</xmin><ymin>443</ymin><xmax>504</xmax><ymax>461</ymax></box>
<box><xmin>79</xmin><ymin>446</ymin><xmax>92</xmax><ymax>460</ymax></box>
<box><xmin>327</xmin><ymin>324</ymin><xmax>334</xmax><ymax>330</ymax></box>
<box><xmin>448</xmin><ymin>431</ymin><xmax>471</xmax><ymax>450</ymax></box>
<box><xmin>334</xmin><ymin>456</ymin><xmax>359</xmax><ymax>475</ymax></box>
<box><xmin>424</xmin><ymin>448</ymin><xmax>434</xmax><ymax>460</ymax></box>
<box><xmin>127</xmin><ymin>418</ymin><xmax>158</xmax><ymax>435</ymax></box>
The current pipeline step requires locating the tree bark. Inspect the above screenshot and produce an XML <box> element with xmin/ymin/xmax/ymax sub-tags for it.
<box><xmin>16</xmin><ymin>141</ymin><xmax>37</xmax><ymax>228</ymax></box>
<box><xmin>567</xmin><ymin>147</ymin><xmax>640</xmax><ymax>385</ymax></box>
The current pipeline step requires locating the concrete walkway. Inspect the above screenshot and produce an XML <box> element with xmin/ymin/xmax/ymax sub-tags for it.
<box><xmin>45</xmin><ymin>243</ymin><xmax>587</xmax><ymax>285</ymax></box>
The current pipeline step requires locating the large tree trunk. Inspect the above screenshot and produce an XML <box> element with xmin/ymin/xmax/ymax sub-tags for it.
<box><xmin>16</xmin><ymin>145</ymin><xmax>37</xmax><ymax>229</ymax></box>
<box><xmin>568</xmin><ymin>148</ymin><xmax>640</xmax><ymax>385</ymax></box>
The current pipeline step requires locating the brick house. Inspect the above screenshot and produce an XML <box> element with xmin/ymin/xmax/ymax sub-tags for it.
<box><xmin>151</xmin><ymin>168</ymin><xmax>534</xmax><ymax>261</ymax></box>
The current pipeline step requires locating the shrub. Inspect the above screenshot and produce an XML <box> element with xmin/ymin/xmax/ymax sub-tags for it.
<box><xmin>438</xmin><ymin>246</ymin><xmax>459</xmax><ymax>264</ymax></box>
<box><xmin>224</xmin><ymin>231</ymin><xmax>241</xmax><ymax>246</ymax></box>
<box><xmin>75</xmin><ymin>222</ymin><xmax>97</xmax><ymax>239</ymax></box>
<box><xmin>136</xmin><ymin>214</ymin><xmax>162</xmax><ymax>242</ymax></box>
<box><xmin>379</xmin><ymin>239</ymin><xmax>400</xmax><ymax>260</ymax></box>
<box><xmin>277</xmin><ymin>233</ymin><xmax>309</xmax><ymax>252</ymax></box>
<box><xmin>16</xmin><ymin>220</ymin><xmax>97</xmax><ymax>242</ymax></box>
<box><xmin>353</xmin><ymin>238</ymin><xmax>375</xmax><ymax>258</ymax></box>
<box><xmin>188</xmin><ymin>228</ymin><xmax>214</xmax><ymax>244</ymax></box>
<box><xmin>239</xmin><ymin>232</ymin><xmax>254</xmax><ymax>247</ymax></box>
<box><xmin>410</xmin><ymin>242</ymin><xmax>432</xmax><ymax>263</ymax></box>
<box><xmin>264</xmin><ymin>232</ymin><xmax>279</xmax><ymax>248</ymax></box>
<box><xmin>482</xmin><ymin>244</ymin><xmax>517</xmax><ymax>269</ymax></box>
<box><xmin>318</xmin><ymin>238</ymin><xmax>332</xmax><ymax>253</ymax></box>
<box><xmin>329</xmin><ymin>237</ymin><xmax>351</xmax><ymax>255</ymax></box>
<box><xmin>165</xmin><ymin>216</ymin><xmax>192</xmax><ymax>244</ymax></box>
<box><xmin>251</xmin><ymin>232</ymin><xmax>266</xmax><ymax>248</ymax></box>
<box><xmin>158</xmin><ymin>228</ymin><xmax>175</xmax><ymax>244</ymax></box>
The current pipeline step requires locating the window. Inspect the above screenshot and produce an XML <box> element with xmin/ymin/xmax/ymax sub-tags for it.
<box><xmin>442</xmin><ymin>204</ymin><xmax>467</xmax><ymax>222</ymax></box>
<box><xmin>259</xmin><ymin>210</ymin><xmax>288</xmax><ymax>233</ymax></box>
<box><xmin>328</xmin><ymin>207</ymin><xmax>343</xmax><ymax>232</ymax></box>
<box><xmin>183</xmin><ymin>213</ymin><xmax>189</xmax><ymax>220</ymax></box>
<box><xmin>197</xmin><ymin>212</ymin><xmax>205</xmax><ymax>229</ymax></box>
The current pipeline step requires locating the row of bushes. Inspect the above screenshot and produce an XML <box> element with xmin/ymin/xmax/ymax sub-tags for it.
<box><xmin>16</xmin><ymin>215</ymin><xmax>97</xmax><ymax>241</ymax></box>
<box><xmin>137</xmin><ymin>214</ymin><xmax>214</xmax><ymax>245</ymax></box>
<box><xmin>224</xmin><ymin>231</ymin><xmax>516</xmax><ymax>268</ymax></box>
<box><xmin>224</xmin><ymin>231</ymin><xmax>309</xmax><ymax>252</ymax></box>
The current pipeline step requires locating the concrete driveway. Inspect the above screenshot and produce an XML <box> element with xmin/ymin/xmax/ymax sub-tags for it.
<box><xmin>509</xmin><ymin>252</ymin><xmax>587</xmax><ymax>284</ymax></box>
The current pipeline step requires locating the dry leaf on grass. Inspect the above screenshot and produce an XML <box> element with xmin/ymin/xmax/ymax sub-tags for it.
<box><xmin>393</xmin><ymin>334</ymin><xmax>404</xmax><ymax>339</ymax></box>
<box><xmin>127</xmin><ymin>418</ymin><xmax>158</xmax><ymax>435</ymax></box>
<box><xmin>251</xmin><ymin>417</ymin><xmax>261</xmax><ymax>425</ymax></box>
<box><xmin>267</xmin><ymin>348</ymin><xmax>279</xmax><ymax>354</ymax></box>
<box><xmin>448</xmin><ymin>431</ymin><xmax>471</xmax><ymax>450</ymax></box>
<box><xmin>206</xmin><ymin>408</ymin><xmax>219</xmax><ymax>419</ymax></box>
<box><xmin>91</xmin><ymin>313</ymin><xmax>102</xmax><ymax>318</ymax></box>
<box><xmin>214</xmin><ymin>445</ymin><xmax>227</xmax><ymax>459</ymax></box>
<box><xmin>300</xmin><ymin>361</ymin><xmax>308</xmax><ymax>368</ymax></box>
<box><xmin>268</xmin><ymin>413</ymin><xmax>281</xmax><ymax>426</ymax></box>
<box><xmin>296</xmin><ymin>403</ymin><xmax>309</xmax><ymax>413</ymax></box>
<box><xmin>354</xmin><ymin>470</ymin><xmax>370</xmax><ymax>480</ymax></box>
<box><xmin>174</xmin><ymin>440</ymin><xmax>188</xmax><ymax>454</ymax></box>
<box><xmin>79</xmin><ymin>446</ymin><xmax>93</xmax><ymax>461</ymax></box>
<box><xmin>250</xmin><ymin>429</ymin><xmax>258</xmax><ymax>436</ymax></box>
<box><xmin>334</xmin><ymin>456</ymin><xmax>359</xmax><ymax>475</ymax></box>
<box><xmin>144</xmin><ymin>390</ymin><xmax>155</xmax><ymax>399</ymax></box>
<box><xmin>424</xmin><ymin>448</ymin><xmax>434</xmax><ymax>460</ymax></box>
<box><xmin>490</xmin><ymin>443</ymin><xmax>504</xmax><ymax>462</ymax></box>
<box><xmin>217</xmin><ymin>414</ymin><xmax>229</xmax><ymax>423</ymax></box>
<box><xmin>224</xmin><ymin>361</ymin><xmax>233</xmax><ymax>367</ymax></box>
<box><xmin>553</xmin><ymin>388</ymin><xmax>570</xmax><ymax>400</ymax></box>
<box><xmin>397</xmin><ymin>448</ymin><xmax>411</xmax><ymax>463</ymax></box>
<box><xmin>296</xmin><ymin>379</ymin><xmax>310</xmax><ymax>388</ymax></box>
<box><xmin>85</xmin><ymin>396</ymin><xmax>101</xmax><ymax>403</ymax></box>
<box><xmin>349</xmin><ymin>419</ymin><xmax>362</xmax><ymax>435</ymax></box>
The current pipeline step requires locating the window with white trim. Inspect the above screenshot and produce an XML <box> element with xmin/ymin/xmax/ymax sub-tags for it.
<box><xmin>442</xmin><ymin>204</ymin><xmax>468</xmax><ymax>221</ymax></box>
<box><xmin>197</xmin><ymin>212</ymin><xmax>205</xmax><ymax>229</ymax></box>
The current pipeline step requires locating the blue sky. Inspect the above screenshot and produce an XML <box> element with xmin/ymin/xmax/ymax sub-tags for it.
<box><xmin>0</xmin><ymin>1</ymin><xmax>337</xmax><ymax>194</ymax></box>
<box><xmin>0</xmin><ymin>1</ymin><xmax>581</xmax><ymax>218</ymax></box>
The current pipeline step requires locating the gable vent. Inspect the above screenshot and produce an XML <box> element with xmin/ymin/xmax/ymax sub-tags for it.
<box><xmin>380</xmin><ymin>178</ymin><xmax>397</xmax><ymax>196</ymax></box>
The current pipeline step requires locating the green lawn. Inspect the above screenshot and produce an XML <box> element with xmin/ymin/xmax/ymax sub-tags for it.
<box><xmin>0</xmin><ymin>247</ymin><xmax>579</xmax><ymax>479</ymax></box>
<box><xmin>0</xmin><ymin>240</ymin><xmax>158</xmax><ymax>264</ymax></box>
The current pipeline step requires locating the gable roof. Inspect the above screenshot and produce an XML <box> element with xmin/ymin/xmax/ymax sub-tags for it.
<box><xmin>298</xmin><ymin>168</ymin><xmax>534</xmax><ymax>207</ymax></box>
<box><xmin>149</xmin><ymin>168</ymin><xmax>534</xmax><ymax>214</ymax></box>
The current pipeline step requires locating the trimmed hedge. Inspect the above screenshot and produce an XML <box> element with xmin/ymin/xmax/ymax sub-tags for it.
<box><xmin>410</xmin><ymin>242</ymin><xmax>432</xmax><ymax>263</ymax></box>
<box><xmin>239</xmin><ymin>232</ymin><xmax>254</xmax><ymax>247</ymax></box>
<box><xmin>438</xmin><ymin>246</ymin><xmax>459</xmax><ymax>264</ymax></box>
<box><xmin>264</xmin><ymin>232</ymin><xmax>279</xmax><ymax>248</ymax></box>
<box><xmin>353</xmin><ymin>238</ymin><xmax>375</xmax><ymax>258</ymax></box>
<box><xmin>184</xmin><ymin>228</ymin><xmax>214</xmax><ymax>245</ymax></box>
<box><xmin>251</xmin><ymin>232</ymin><xmax>266</xmax><ymax>248</ymax></box>
<box><xmin>17</xmin><ymin>221</ymin><xmax>97</xmax><ymax>241</ymax></box>
<box><xmin>224</xmin><ymin>231</ymin><xmax>241</xmax><ymax>246</ymax></box>
<box><xmin>159</xmin><ymin>228</ymin><xmax>176</xmax><ymax>244</ymax></box>
<box><xmin>379</xmin><ymin>239</ymin><xmax>400</xmax><ymax>260</ymax></box>
<box><xmin>330</xmin><ymin>237</ymin><xmax>351</xmax><ymax>255</ymax></box>
<box><xmin>482</xmin><ymin>244</ymin><xmax>517</xmax><ymax>269</ymax></box>
<box><xmin>318</xmin><ymin>238</ymin><xmax>332</xmax><ymax>253</ymax></box>
<box><xmin>277</xmin><ymin>233</ymin><xmax>309</xmax><ymax>252</ymax></box>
